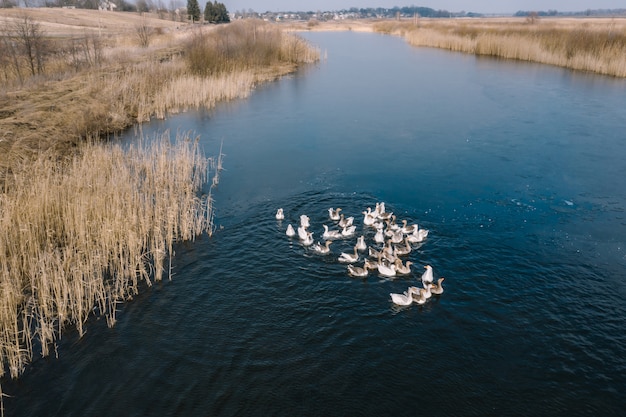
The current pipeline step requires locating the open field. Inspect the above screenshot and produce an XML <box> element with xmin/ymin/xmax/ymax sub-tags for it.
<box><xmin>0</xmin><ymin>7</ymin><xmax>181</xmax><ymax>37</ymax></box>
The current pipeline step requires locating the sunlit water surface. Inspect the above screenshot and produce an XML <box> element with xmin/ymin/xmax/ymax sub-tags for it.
<box><xmin>5</xmin><ymin>32</ymin><xmax>626</xmax><ymax>416</ymax></box>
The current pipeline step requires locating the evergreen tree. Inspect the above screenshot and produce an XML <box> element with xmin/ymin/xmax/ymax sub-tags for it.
<box><xmin>187</xmin><ymin>0</ymin><xmax>201</xmax><ymax>22</ymax></box>
<box><xmin>204</xmin><ymin>1</ymin><xmax>229</xmax><ymax>23</ymax></box>
<box><xmin>203</xmin><ymin>1</ymin><xmax>214</xmax><ymax>22</ymax></box>
<box><xmin>216</xmin><ymin>1</ymin><xmax>230</xmax><ymax>22</ymax></box>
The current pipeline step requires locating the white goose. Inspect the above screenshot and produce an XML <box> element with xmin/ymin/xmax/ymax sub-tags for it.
<box><xmin>297</xmin><ymin>225</ymin><xmax>309</xmax><ymax>241</ymax></box>
<box><xmin>421</xmin><ymin>265</ymin><xmax>434</xmax><ymax>286</ymax></box>
<box><xmin>301</xmin><ymin>231</ymin><xmax>314</xmax><ymax>246</ymax></box>
<box><xmin>300</xmin><ymin>214</ymin><xmax>310</xmax><ymax>229</ymax></box>
<box><xmin>422</xmin><ymin>282</ymin><xmax>432</xmax><ymax>300</ymax></box>
<box><xmin>311</xmin><ymin>240</ymin><xmax>332</xmax><ymax>255</ymax></box>
<box><xmin>338</xmin><ymin>246</ymin><xmax>359</xmax><ymax>263</ymax></box>
<box><xmin>347</xmin><ymin>264</ymin><xmax>369</xmax><ymax>278</ymax></box>
<box><xmin>362</xmin><ymin>208</ymin><xmax>377</xmax><ymax>226</ymax></box>
<box><xmin>341</xmin><ymin>225</ymin><xmax>356</xmax><ymax>237</ymax></box>
<box><xmin>286</xmin><ymin>224</ymin><xmax>296</xmax><ymax>237</ymax></box>
<box><xmin>390</xmin><ymin>286</ymin><xmax>420</xmax><ymax>306</ymax></box>
<box><xmin>322</xmin><ymin>225</ymin><xmax>342</xmax><ymax>240</ymax></box>
<box><xmin>377</xmin><ymin>261</ymin><xmax>396</xmax><ymax>278</ymax></box>
<box><xmin>407</xmin><ymin>228</ymin><xmax>429</xmax><ymax>243</ymax></box>
<box><xmin>275</xmin><ymin>208</ymin><xmax>285</xmax><ymax>220</ymax></box>
<box><xmin>374</xmin><ymin>227</ymin><xmax>385</xmax><ymax>244</ymax></box>
<box><xmin>328</xmin><ymin>207</ymin><xmax>342</xmax><ymax>221</ymax></box>
<box><xmin>355</xmin><ymin>235</ymin><xmax>367</xmax><ymax>251</ymax></box>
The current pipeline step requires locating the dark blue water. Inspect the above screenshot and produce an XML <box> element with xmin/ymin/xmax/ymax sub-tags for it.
<box><xmin>4</xmin><ymin>32</ymin><xmax>626</xmax><ymax>416</ymax></box>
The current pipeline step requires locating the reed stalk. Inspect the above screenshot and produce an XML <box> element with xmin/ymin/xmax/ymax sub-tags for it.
<box><xmin>374</xmin><ymin>18</ymin><xmax>626</xmax><ymax>77</ymax></box>
<box><xmin>0</xmin><ymin>132</ymin><xmax>216</xmax><ymax>384</ymax></box>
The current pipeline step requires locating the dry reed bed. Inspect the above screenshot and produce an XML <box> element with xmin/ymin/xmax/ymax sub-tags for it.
<box><xmin>374</xmin><ymin>18</ymin><xmax>626</xmax><ymax>77</ymax></box>
<box><xmin>0</xmin><ymin>17</ymin><xmax>319</xmax><ymax>399</ymax></box>
<box><xmin>0</xmin><ymin>132</ymin><xmax>219</xmax><ymax>381</ymax></box>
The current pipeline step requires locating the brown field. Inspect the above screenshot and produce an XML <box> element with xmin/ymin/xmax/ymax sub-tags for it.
<box><xmin>0</xmin><ymin>7</ymin><xmax>181</xmax><ymax>37</ymax></box>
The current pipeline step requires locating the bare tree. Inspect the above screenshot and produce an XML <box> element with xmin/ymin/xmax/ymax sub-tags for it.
<box><xmin>526</xmin><ymin>11</ymin><xmax>539</xmax><ymax>24</ymax></box>
<box><xmin>11</xmin><ymin>13</ymin><xmax>50</xmax><ymax>76</ymax></box>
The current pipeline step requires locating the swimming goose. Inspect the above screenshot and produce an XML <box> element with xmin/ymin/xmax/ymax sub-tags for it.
<box><xmin>338</xmin><ymin>246</ymin><xmax>359</xmax><ymax>263</ymax></box>
<box><xmin>394</xmin><ymin>259</ymin><xmax>413</xmax><ymax>275</ymax></box>
<box><xmin>301</xmin><ymin>231</ymin><xmax>314</xmax><ymax>246</ymax></box>
<box><xmin>407</xmin><ymin>228</ymin><xmax>429</xmax><ymax>243</ymax></box>
<box><xmin>374</xmin><ymin>227</ymin><xmax>385</xmax><ymax>244</ymax></box>
<box><xmin>300</xmin><ymin>214</ymin><xmax>310</xmax><ymax>229</ymax></box>
<box><xmin>347</xmin><ymin>264</ymin><xmax>369</xmax><ymax>278</ymax></box>
<box><xmin>275</xmin><ymin>208</ymin><xmax>285</xmax><ymax>220</ymax></box>
<box><xmin>377</xmin><ymin>261</ymin><xmax>396</xmax><ymax>278</ymax></box>
<box><xmin>338</xmin><ymin>214</ymin><xmax>354</xmax><ymax>228</ymax></box>
<box><xmin>363</xmin><ymin>258</ymin><xmax>379</xmax><ymax>270</ymax></box>
<box><xmin>412</xmin><ymin>287</ymin><xmax>429</xmax><ymax>305</ymax></box>
<box><xmin>421</xmin><ymin>265</ymin><xmax>434</xmax><ymax>285</ymax></box>
<box><xmin>341</xmin><ymin>225</ymin><xmax>356</xmax><ymax>237</ymax></box>
<box><xmin>401</xmin><ymin>219</ymin><xmax>418</xmax><ymax>234</ymax></box>
<box><xmin>297</xmin><ymin>225</ymin><xmax>309</xmax><ymax>241</ymax></box>
<box><xmin>368</xmin><ymin>246</ymin><xmax>382</xmax><ymax>258</ymax></box>
<box><xmin>356</xmin><ymin>235</ymin><xmax>367</xmax><ymax>251</ymax></box>
<box><xmin>430</xmin><ymin>277</ymin><xmax>445</xmax><ymax>295</ymax></box>
<box><xmin>322</xmin><ymin>225</ymin><xmax>342</xmax><ymax>240</ymax></box>
<box><xmin>390</xmin><ymin>286</ymin><xmax>420</xmax><ymax>306</ymax></box>
<box><xmin>362</xmin><ymin>208</ymin><xmax>377</xmax><ymax>226</ymax></box>
<box><xmin>394</xmin><ymin>238</ymin><xmax>411</xmax><ymax>257</ymax></box>
<box><xmin>375</xmin><ymin>202</ymin><xmax>386</xmax><ymax>218</ymax></box>
<box><xmin>311</xmin><ymin>240</ymin><xmax>332</xmax><ymax>254</ymax></box>
<box><xmin>328</xmin><ymin>207</ymin><xmax>342</xmax><ymax>221</ymax></box>
<box><xmin>422</xmin><ymin>282</ymin><xmax>432</xmax><ymax>300</ymax></box>
<box><xmin>390</xmin><ymin>228</ymin><xmax>404</xmax><ymax>244</ymax></box>
<box><xmin>286</xmin><ymin>224</ymin><xmax>296</xmax><ymax>237</ymax></box>
<box><xmin>382</xmin><ymin>241</ymin><xmax>396</xmax><ymax>263</ymax></box>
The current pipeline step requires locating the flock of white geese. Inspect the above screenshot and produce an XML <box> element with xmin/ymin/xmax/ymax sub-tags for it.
<box><xmin>275</xmin><ymin>202</ymin><xmax>445</xmax><ymax>307</ymax></box>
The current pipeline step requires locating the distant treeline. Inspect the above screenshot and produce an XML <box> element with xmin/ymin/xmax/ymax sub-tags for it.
<box><xmin>514</xmin><ymin>8</ymin><xmax>626</xmax><ymax>17</ymax></box>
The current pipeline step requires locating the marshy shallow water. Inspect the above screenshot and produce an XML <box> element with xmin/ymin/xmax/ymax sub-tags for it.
<box><xmin>4</xmin><ymin>31</ymin><xmax>626</xmax><ymax>416</ymax></box>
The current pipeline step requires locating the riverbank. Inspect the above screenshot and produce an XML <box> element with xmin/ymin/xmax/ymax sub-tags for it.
<box><xmin>373</xmin><ymin>17</ymin><xmax>626</xmax><ymax>78</ymax></box>
<box><xmin>286</xmin><ymin>17</ymin><xmax>626</xmax><ymax>78</ymax></box>
<box><xmin>0</xmin><ymin>9</ymin><xmax>319</xmax><ymax>394</ymax></box>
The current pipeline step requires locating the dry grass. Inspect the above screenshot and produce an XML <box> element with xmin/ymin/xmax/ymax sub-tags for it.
<box><xmin>0</xmin><ymin>10</ymin><xmax>319</xmax><ymax>399</ymax></box>
<box><xmin>374</xmin><ymin>17</ymin><xmax>626</xmax><ymax>77</ymax></box>
<box><xmin>0</xmin><ymin>131</ymin><xmax>219</xmax><ymax>380</ymax></box>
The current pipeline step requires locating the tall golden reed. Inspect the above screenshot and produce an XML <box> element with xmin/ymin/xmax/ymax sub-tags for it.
<box><xmin>0</xmin><ymin>132</ymin><xmax>218</xmax><ymax>381</ymax></box>
<box><xmin>374</xmin><ymin>18</ymin><xmax>626</xmax><ymax>77</ymax></box>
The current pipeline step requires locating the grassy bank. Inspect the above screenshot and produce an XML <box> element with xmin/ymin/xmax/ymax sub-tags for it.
<box><xmin>0</xmin><ymin>10</ymin><xmax>319</xmax><ymax>395</ymax></box>
<box><xmin>374</xmin><ymin>18</ymin><xmax>626</xmax><ymax>77</ymax></box>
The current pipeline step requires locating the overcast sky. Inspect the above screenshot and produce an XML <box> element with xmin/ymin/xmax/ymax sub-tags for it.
<box><xmin>224</xmin><ymin>1</ymin><xmax>625</xmax><ymax>14</ymax></box>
